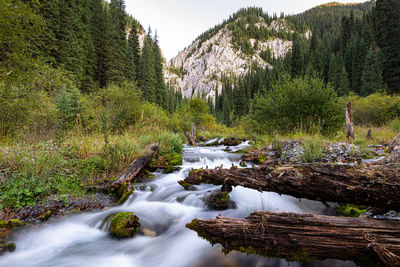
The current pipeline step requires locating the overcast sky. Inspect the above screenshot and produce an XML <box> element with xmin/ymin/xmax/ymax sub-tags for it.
<box><xmin>125</xmin><ymin>0</ymin><xmax>368</xmax><ymax>60</ymax></box>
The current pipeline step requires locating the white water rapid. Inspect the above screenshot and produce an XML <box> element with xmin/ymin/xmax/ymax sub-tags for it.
<box><xmin>0</xmin><ymin>143</ymin><xmax>356</xmax><ymax>267</ymax></box>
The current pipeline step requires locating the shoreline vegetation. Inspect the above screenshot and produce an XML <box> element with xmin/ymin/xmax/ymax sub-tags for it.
<box><xmin>1</xmin><ymin>0</ymin><xmax>400</xmax><ymax>264</ymax></box>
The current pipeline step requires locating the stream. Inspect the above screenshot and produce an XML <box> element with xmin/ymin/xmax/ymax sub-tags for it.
<box><xmin>0</xmin><ymin>143</ymin><xmax>356</xmax><ymax>267</ymax></box>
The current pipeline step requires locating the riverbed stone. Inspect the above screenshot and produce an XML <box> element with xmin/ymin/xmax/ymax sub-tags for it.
<box><xmin>109</xmin><ymin>212</ymin><xmax>140</xmax><ymax>238</ymax></box>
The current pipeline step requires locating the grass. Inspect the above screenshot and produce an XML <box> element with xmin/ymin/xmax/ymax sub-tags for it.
<box><xmin>301</xmin><ymin>135</ymin><xmax>325</xmax><ymax>163</ymax></box>
<box><xmin>0</xmin><ymin>128</ymin><xmax>184</xmax><ymax>209</ymax></box>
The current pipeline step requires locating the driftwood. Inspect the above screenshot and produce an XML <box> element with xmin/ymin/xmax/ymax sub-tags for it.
<box><xmin>111</xmin><ymin>143</ymin><xmax>158</xmax><ymax>193</ymax></box>
<box><xmin>388</xmin><ymin>131</ymin><xmax>400</xmax><ymax>153</ymax></box>
<box><xmin>187</xmin><ymin>212</ymin><xmax>400</xmax><ymax>266</ymax></box>
<box><xmin>346</xmin><ymin>102</ymin><xmax>354</xmax><ymax>143</ymax></box>
<box><xmin>186</xmin><ymin>123</ymin><xmax>197</xmax><ymax>146</ymax></box>
<box><xmin>179</xmin><ymin>163</ymin><xmax>400</xmax><ymax>211</ymax></box>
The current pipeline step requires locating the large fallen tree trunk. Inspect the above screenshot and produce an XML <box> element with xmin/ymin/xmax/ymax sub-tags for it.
<box><xmin>187</xmin><ymin>212</ymin><xmax>400</xmax><ymax>266</ymax></box>
<box><xmin>111</xmin><ymin>143</ymin><xmax>158</xmax><ymax>193</ymax></box>
<box><xmin>179</xmin><ymin>163</ymin><xmax>400</xmax><ymax>211</ymax></box>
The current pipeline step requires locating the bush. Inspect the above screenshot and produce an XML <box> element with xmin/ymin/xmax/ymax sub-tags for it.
<box><xmin>349</xmin><ymin>93</ymin><xmax>400</xmax><ymax>126</ymax></box>
<box><xmin>390</xmin><ymin>118</ymin><xmax>400</xmax><ymax>133</ymax></box>
<box><xmin>252</xmin><ymin>75</ymin><xmax>344</xmax><ymax>135</ymax></box>
<box><xmin>156</xmin><ymin>132</ymin><xmax>184</xmax><ymax>156</ymax></box>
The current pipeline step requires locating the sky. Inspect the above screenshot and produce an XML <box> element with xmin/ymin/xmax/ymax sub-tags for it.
<box><xmin>125</xmin><ymin>0</ymin><xmax>368</xmax><ymax>60</ymax></box>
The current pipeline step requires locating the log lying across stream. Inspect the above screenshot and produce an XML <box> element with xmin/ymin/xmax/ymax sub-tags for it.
<box><xmin>187</xmin><ymin>212</ymin><xmax>400</xmax><ymax>266</ymax></box>
<box><xmin>111</xmin><ymin>143</ymin><xmax>158</xmax><ymax>193</ymax></box>
<box><xmin>179</xmin><ymin>163</ymin><xmax>400</xmax><ymax>211</ymax></box>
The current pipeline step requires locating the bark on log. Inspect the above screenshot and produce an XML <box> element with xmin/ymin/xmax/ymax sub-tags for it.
<box><xmin>187</xmin><ymin>212</ymin><xmax>400</xmax><ymax>266</ymax></box>
<box><xmin>111</xmin><ymin>143</ymin><xmax>158</xmax><ymax>193</ymax></box>
<box><xmin>388</xmin><ymin>131</ymin><xmax>400</xmax><ymax>153</ymax></box>
<box><xmin>179</xmin><ymin>163</ymin><xmax>400</xmax><ymax>211</ymax></box>
<box><xmin>346</xmin><ymin>102</ymin><xmax>354</xmax><ymax>143</ymax></box>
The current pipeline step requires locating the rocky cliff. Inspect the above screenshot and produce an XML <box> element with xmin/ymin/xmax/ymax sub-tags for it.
<box><xmin>165</xmin><ymin>16</ymin><xmax>310</xmax><ymax>100</ymax></box>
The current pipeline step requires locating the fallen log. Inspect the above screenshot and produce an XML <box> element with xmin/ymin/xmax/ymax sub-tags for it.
<box><xmin>388</xmin><ymin>131</ymin><xmax>400</xmax><ymax>153</ymax></box>
<box><xmin>187</xmin><ymin>212</ymin><xmax>400</xmax><ymax>266</ymax></box>
<box><xmin>111</xmin><ymin>143</ymin><xmax>158</xmax><ymax>193</ymax></box>
<box><xmin>179</xmin><ymin>163</ymin><xmax>400</xmax><ymax>211</ymax></box>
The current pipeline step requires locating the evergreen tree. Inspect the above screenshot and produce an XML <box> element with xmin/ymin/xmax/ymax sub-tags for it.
<box><xmin>125</xmin><ymin>21</ymin><xmax>141</xmax><ymax>83</ymax></box>
<box><xmin>153</xmin><ymin>31</ymin><xmax>167</xmax><ymax>108</ymax></box>
<box><xmin>361</xmin><ymin>47</ymin><xmax>383</xmax><ymax>96</ymax></box>
<box><xmin>139</xmin><ymin>35</ymin><xmax>156</xmax><ymax>103</ymax></box>
<box><xmin>373</xmin><ymin>0</ymin><xmax>400</xmax><ymax>93</ymax></box>
<box><xmin>105</xmin><ymin>0</ymin><xmax>127</xmax><ymax>85</ymax></box>
<box><xmin>291</xmin><ymin>37</ymin><xmax>304</xmax><ymax>78</ymax></box>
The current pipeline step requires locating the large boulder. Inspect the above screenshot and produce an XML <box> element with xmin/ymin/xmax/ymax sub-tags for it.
<box><xmin>109</xmin><ymin>212</ymin><xmax>140</xmax><ymax>238</ymax></box>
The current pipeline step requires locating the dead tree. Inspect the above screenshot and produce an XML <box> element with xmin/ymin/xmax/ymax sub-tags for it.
<box><xmin>346</xmin><ymin>102</ymin><xmax>354</xmax><ymax>143</ymax></box>
<box><xmin>179</xmin><ymin>163</ymin><xmax>400</xmax><ymax>211</ymax></box>
<box><xmin>187</xmin><ymin>212</ymin><xmax>400</xmax><ymax>266</ymax></box>
<box><xmin>111</xmin><ymin>143</ymin><xmax>158</xmax><ymax>193</ymax></box>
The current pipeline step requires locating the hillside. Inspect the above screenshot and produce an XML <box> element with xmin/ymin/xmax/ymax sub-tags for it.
<box><xmin>165</xmin><ymin>1</ymin><xmax>374</xmax><ymax>100</ymax></box>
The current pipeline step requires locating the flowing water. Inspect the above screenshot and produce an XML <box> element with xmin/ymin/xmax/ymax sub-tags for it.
<box><xmin>0</xmin><ymin>143</ymin><xmax>356</xmax><ymax>267</ymax></box>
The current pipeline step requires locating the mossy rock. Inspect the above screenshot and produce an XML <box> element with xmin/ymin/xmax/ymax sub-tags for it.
<box><xmin>2</xmin><ymin>242</ymin><xmax>16</xmax><ymax>252</ymax></box>
<box><xmin>170</xmin><ymin>154</ymin><xmax>183</xmax><ymax>166</ymax></box>
<box><xmin>0</xmin><ymin>219</ymin><xmax>22</xmax><ymax>228</ymax></box>
<box><xmin>118</xmin><ymin>188</ymin><xmax>134</xmax><ymax>205</ymax></box>
<box><xmin>109</xmin><ymin>212</ymin><xmax>140</xmax><ymax>238</ymax></box>
<box><xmin>204</xmin><ymin>191</ymin><xmax>230</xmax><ymax>210</ymax></box>
<box><xmin>335</xmin><ymin>204</ymin><xmax>366</xmax><ymax>217</ymax></box>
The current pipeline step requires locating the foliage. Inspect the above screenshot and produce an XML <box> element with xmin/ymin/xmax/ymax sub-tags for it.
<box><xmin>301</xmin><ymin>136</ymin><xmax>325</xmax><ymax>163</ymax></box>
<box><xmin>252</xmin><ymin>76</ymin><xmax>344</xmax><ymax>135</ymax></box>
<box><xmin>349</xmin><ymin>93</ymin><xmax>400</xmax><ymax>126</ymax></box>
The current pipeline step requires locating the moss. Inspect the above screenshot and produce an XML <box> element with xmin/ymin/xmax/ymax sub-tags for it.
<box><xmin>170</xmin><ymin>154</ymin><xmax>183</xmax><ymax>166</ymax></box>
<box><xmin>163</xmin><ymin>165</ymin><xmax>175</xmax><ymax>174</ymax></box>
<box><xmin>109</xmin><ymin>212</ymin><xmax>140</xmax><ymax>238</ymax></box>
<box><xmin>335</xmin><ymin>204</ymin><xmax>366</xmax><ymax>217</ymax></box>
<box><xmin>40</xmin><ymin>210</ymin><xmax>52</xmax><ymax>221</ymax></box>
<box><xmin>118</xmin><ymin>188</ymin><xmax>134</xmax><ymax>205</ymax></box>
<box><xmin>239</xmin><ymin>161</ymin><xmax>248</xmax><ymax>167</ymax></box>
<box><xmin>0</xmin><ymin>219</ymin><xmax>22</xmax><ymax>228</ymax></box>
<box><xmin>3</xmin><ymin>242</ymin><xmax>16</xmax><ymax>252</ymax></box>
<box><xmin>178</xmin><ymin>180</ymin><xmax>196</xmax><ymax>190</ymax></box>
<box><xmin>205</xmin><ymin>191</ymin><xmax>230</xmax><ymax>210</ymax></box>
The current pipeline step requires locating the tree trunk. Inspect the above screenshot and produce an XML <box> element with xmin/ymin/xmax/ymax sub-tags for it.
<box><xmin>388</xmin><ymin>131</ymin><xmax>400</xmax><ymax>153</ymax></box>
<box><xmin>111</xmin><ymin>143</ymin><xmax>158</xmax><ymax>193</ymax></box>
<box><xmin>179</xmin><ymin>163</ymin><xmax>400</xmax><ymax>211</ymax></box>
<box><xmin>346</xmin><ymin>102</ymin><xmax>354</xmax><ymax>143</ymax></box>
<box><xmin>187</xmin><ymin>212</ymin><xmax>400</xmax><ymax>266</ymax></box>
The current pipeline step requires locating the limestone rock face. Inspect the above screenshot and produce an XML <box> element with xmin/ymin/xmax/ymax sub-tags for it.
<box><xmin>164</xmin><ymin>18</ymin><xmax>310</xmax><ymax>100</ymax></box>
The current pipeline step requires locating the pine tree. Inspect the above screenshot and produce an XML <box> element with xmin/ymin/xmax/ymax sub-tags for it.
<box><xmin>361</xmin><ymin>48</ymin><xmax>383</xmax><ymax>96</ymax></box>
<box><xmin>373</xmin><ymin>0</ymin><xmax>400</xmax><ymax>93</ymax></box>
<box><xmin>153</xmin><ymin>31</ymin><xmax>167</xmax><ymax>108</ymax></box>
<box><xmin>34</xmin><ymin>0</ymin><xmax>60</xmax><ymax>65</ymax></box>
<box><xmin>139</xmin><ymin>35</ymin><xmax>156</xmax><ymax>103</ymax></box>
<box><xmin>105</xmin><ymin>0</ymin><xmax>127</xmax><ymax>85</ymax></box>
<box><xmin>351</xmin><ymin>34</ymin><xmax>367</xmax><ymax>94</ymax></box>
<box><xmin>291</xmin><ymin>37</ymin><xmax>304</xmax><ymax>78</ymax></box>
<box><xmin>125</xmin><ymin>21</ymin><xmax>141</xmax><ymax>83</ymax></box>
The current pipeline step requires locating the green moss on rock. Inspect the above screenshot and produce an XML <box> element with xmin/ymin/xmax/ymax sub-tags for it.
<box><xmin>335</xmin><ymin>204</ymin><xmax>366</xmax><ymax>217</ymax></box>
<box><xmin>109</xmin><ymin>212</ymin><xmax>140</xmax><ymax>238</ymax></box>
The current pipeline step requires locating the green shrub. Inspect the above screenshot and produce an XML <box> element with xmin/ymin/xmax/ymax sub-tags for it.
<box><xmin>349</xmin><ymin>93</ymin><xmax>400</xmax><ymax>126</ymax></box>
<box><xmin>252</xmin><ymin>75</ymin><xmax>344</xmax><ymax>135</ymax></box>
<box><xmin>156</xmin><ymin>132</ymin><xmax>184</xmax><ymax>156</ymax></box>
<box><xmin>389</xmin><ymin>118</ymin><xmax>400</xmax><ymax>133</ymax></box>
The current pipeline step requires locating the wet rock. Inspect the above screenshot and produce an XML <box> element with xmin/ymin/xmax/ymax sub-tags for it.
<box><xmin>204</xmin><ymin>191</ymin><xmax>231</xmax><ymax>210</ymax></box>
<box><xmin>142</xmin><ymin>228</ymin><xmax>157</xmax><ymax>237</ymax></box>
<box><xmin>138</xmin><ymin>184</ymin><xmax>155</xmax><ymax>192</ymax></box>
<box><xmin>109</xmin><ymin>212</ymin><xmax>140</xmax><ymax>238</ymax></box>
<box><xmin>17</xmin><ymin>194</ymin><xmax>117</xmax><ymax>223</ymax></box>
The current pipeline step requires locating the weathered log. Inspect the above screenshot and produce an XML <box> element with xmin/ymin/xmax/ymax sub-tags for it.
<box><xmin>388</xmin><ymin>131</ymin><xmax>400</xmax><ymax>153</ymax></box>
<box><xmin>346</xmin><ymin>102</ymin><xmax>354</xmax><ymax>143</ymax></box>
<box><xmin>187</xmin><ymin>212</ymin><xmax>400</xmax><ymax>266</ymax></box>
<box><xmin>179</xmin><ymin>163</ymin><xmax>400</xmax><ymax>211</ymax></box>
<box><xmin>186</xmin><ymin>123</ymin><xmax>197</xmax><ymax>146</ymax></box>
<box><xmin>111</xmin><ymin>143</ymin><xmax>158</xmax><ymax>193</ymax></box>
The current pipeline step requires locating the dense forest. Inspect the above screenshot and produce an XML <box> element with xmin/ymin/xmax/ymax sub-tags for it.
<box><xmin>211</xmin><ymin>1</ymin><xmax>400</xmax><ymax>134</ymax></box>
<box><xmin>0</xmin><ymin>0</ymin><xmax>182</xmax><ymax>138</ymax></box>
